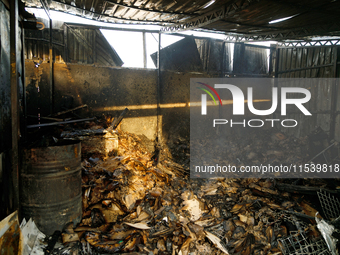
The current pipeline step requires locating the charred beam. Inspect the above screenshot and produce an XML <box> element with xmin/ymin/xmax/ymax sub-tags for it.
<box><xmin>10</xmin><ymin>0</ymin><xmax>20</xmax><ymax>214</ymax></box>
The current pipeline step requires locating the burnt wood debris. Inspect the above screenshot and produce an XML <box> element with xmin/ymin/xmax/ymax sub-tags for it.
<box><xmin>17</xmin><ymin>113</ymin><xmax>340</xmax><ymax>255</ymax></box>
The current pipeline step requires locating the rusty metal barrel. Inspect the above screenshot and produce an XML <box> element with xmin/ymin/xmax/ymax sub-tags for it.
<box><xmin>21</xmin><ymin>141</ymin><xmax>82</xmax><ymax>235</ymax></box>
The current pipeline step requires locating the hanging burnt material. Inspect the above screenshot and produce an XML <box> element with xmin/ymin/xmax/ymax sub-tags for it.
<box><xmin>20</xmin><ymin>140</ymin><xmax>82</xmax><ymax>235</ymax></box>
<box><xmin>151</xmin><ymin>37</ymin><xmax>203</xmax><ymax>72</ymax></box>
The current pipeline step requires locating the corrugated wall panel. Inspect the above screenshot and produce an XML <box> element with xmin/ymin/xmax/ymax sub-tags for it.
<box><xmin>276</xmin><ymin>45</ymin><xmax>339</xmax><ymax>140</ymax></box>
<box><xmin>195</xmin><ymin>39</ymin><xmax>233</xmax><ymax>74</ymax></box>
<box><xmin>233</xmin><ymin>43</ymin><xmax>269</xmax><ymax>75</ymax></box>
<box><xmin>278</xmin><ymin>46</ymin><xmax>335</xmax><ymax>78</ymax></box>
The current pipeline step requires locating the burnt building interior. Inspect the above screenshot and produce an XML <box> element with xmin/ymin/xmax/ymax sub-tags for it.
<box><xmin>1</xmin><ymin>0</ymin><xmax>340</xmax><ymax>254</ymax></box>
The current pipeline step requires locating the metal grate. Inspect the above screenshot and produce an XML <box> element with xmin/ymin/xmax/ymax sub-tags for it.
<box><xmin>278</xmin><ymin>231</ymin><xmax>332</xmax><ymax>255</ymax></box>
<box><xmin>317</xmin><ymin>189</ymin><xmax>340</xmax><ymax>220</ymax></box>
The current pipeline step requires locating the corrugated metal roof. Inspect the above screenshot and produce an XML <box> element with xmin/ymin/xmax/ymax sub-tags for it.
<box><xmin>23</xmin><ymin>0</ymin><xmax>340</xmax><ymax>41</ymax></box>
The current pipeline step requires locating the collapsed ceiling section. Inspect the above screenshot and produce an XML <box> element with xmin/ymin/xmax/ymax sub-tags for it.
<box><xmin>23</xmin><ymin>0</ymin><xmax>340</xmax><ymax>41</ymax></box>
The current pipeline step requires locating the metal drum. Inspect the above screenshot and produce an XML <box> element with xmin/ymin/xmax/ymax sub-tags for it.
<box><xmin>21</xmin><ymin>141</ymin><xmax>82</xmax><ymax>235</ymax></box>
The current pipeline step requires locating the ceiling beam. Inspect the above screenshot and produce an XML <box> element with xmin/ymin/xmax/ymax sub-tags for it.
<box><xmin>278</xmin><ymin>40</ymin><xmax>340</xmax><ymax>47</ymax></box>
<box><xmin>221</xmin><ymin>21</ymin><xmax>340</xmax><ymax>41</ymax></box>
<box><xmin>103</xmin><ymin>0</ymin><xmax>197</xmax><ymax>16</ymax></box>
<box><xmin>161</xmin><ymin>0</ymin><xmax>261</xmax><ymax>32</ymax></box>
<box><xmin>50</xmin><ymin>0</ymin><xmax>178</xmax><ymax>23</ymax></box>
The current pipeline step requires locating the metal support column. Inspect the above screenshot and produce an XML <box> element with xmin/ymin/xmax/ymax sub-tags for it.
<box><xmin>10</xmin><ymin>0</ymin><xmax>20</xmax><ymax>212</ymax></box>
<box><xmin>269</xmin><ymin>44</ymin><xmax>277</xmax><ymax>77</ymax></box>
<box><xmin>21</xmin><ymin>18</ymin><xmax>27</xmax><ymax>141</ymax></box>
<box><xmin>274</xmin><ymin>46</ymin><xmax>280</xmax><ymax>78</ymax></box>
<box><xmin>49</xmin><ymin>18</ymin><xmax>54</xmax><ymax>114</ymax></box>
<box><xmin>156</xmin><ymin>32</ymin><xmax>161</xmax><ymax>143</ymax></box>
<box><xmin>40</xmin><ymin>0</ymin><xmax>54</xmax><ymax>114</ymax></box>
<box><xmin>273</xmin><ymin>46</ymin><xmax>281</xmax><ymax>128</ymax></box>
<box><xmin>143</xmin><ymin>32</ymin><xmax>147</xmax><ymax>68</ymax></box>
<box><xmin>64</xmin><ymin>23</ymin><xmax>68</xmax><ymax>63</ymax></box>
<box><xmin>92</xmin><ymin>29</ymin><xmax>96</xmax><ymax>64</ymax></box>
<box><xmin>221</xmin><ymin>41</ymin><xmax>225</xmax><ymax>77</ymax></box>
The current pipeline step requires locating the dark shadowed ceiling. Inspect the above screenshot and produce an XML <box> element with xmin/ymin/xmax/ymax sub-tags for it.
<box><xmin>23</xmin><ymin>0</ymin><xmax>340</xmax><ymax>41</ymax></box>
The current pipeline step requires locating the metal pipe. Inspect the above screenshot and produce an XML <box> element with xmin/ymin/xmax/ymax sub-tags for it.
<box><xmin>27</xmin><ymin>117</ymin><xmax>96</xmax><ymax>128</ymax></box>
<box><xmin>27</xmin><ymin>115</ymin><xmax>66</xmax><ymax>122</ymax></box>
<box><xmin>51</xmin><ymin>104</ymin><xmax>88</xmax><ymax>117</ymax></box>
<box><xmin>277</xmin><ymin>63</ymin><xmax>334</xmax><ymax>74</ymax></box>
<box><xmin>307</xmin><ymin>142</ymin><xmax>337</xmax><ymax>164</ymax></box>
<box><xmin>66</xmin><ymin>23</ymin><xmax>160</xmax><ymax>33</ymax></box>
<box><xmin>25</xmin><ymin>37</ymin><xmax>64</xmax><ymax>47</ymax></box>
<box><xmin>39</xmin><ymin>0</ymin><xmax>51</xmax><ymax>20</ymax></box>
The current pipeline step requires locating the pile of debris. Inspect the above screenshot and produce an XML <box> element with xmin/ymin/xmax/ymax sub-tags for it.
<box><xmin>41</xmin><ymin>122</ymin><xmax>340</xmax><ymax>255</ymax></box>
<box><xmin>18</xmin><ymin>105</ymin><xmax>340</xmax><ymax>254</ymax></box>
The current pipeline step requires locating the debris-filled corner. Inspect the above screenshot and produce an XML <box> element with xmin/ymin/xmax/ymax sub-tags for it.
<box><xmin>2</xmin><ymin>113</ymin><xmax>340</xmax><ymax>255</ymax></box>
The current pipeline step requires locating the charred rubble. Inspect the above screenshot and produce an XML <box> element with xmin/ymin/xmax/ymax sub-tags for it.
<box><xmin>29</xmin><ymin>115</ymin><xmax>340</xmax><ymax>255</ymax></box>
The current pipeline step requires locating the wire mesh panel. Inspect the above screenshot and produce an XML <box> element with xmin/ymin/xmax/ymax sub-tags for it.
<box><xmin>278</xmin><ymin>231</ymin><xmax>331</xmax><ymax>255</ymax></box>
<box><xmin>317</xmin><ymin>189</ymin><xmax>340</xmax><ymax>220</ymax></box>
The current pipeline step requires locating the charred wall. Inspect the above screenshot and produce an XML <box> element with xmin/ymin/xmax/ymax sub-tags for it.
<box><xmin>24</xmin><ymin>38</ymin><xmax>273</xmax><ymax>151</ymax></box>
<box><xmin>0</xmin><ymin>2</ymin><xmax>11</xmax><ymax>153</ymax></box>
<box><xmin>25</xmin><ymin>63</ymin><xmax>209</xmax><ymax>145</ymax></box>
<box><xmin>0</xmin><ymin>1</ymin><xmax>12</xmax><ymax>221</ymax></box>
